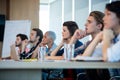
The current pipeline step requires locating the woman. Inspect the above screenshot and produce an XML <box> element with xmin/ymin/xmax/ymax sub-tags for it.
<box><xmin>102</xmin><ymin>1</ymin><xmax>120</xmax><ymax>62</ymax></box>
<box><xmin>102</xmin><ymin>1</ymin><xmax>120</xmax><ymax>77</ymax></box>
<box><xmin>46</xmin><ymin>21</ymin><xmax>83</xmax><ymax>60</ymax></box>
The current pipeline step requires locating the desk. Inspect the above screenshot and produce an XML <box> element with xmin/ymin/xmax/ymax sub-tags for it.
<box><xmin>0</xmin><ymin>60</ymin><xmax>120</xmax><ymax>80</ymax></box>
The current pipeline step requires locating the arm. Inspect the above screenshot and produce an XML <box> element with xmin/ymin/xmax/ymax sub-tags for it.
<box><xmin>45</xmin><ymin>56</ymin><xmax>64</xmax><ymax>60</ymax></box>
<box><xmin>31</xmin><ymin>45</ymin><xmax>39</xmax><ymax>58</ymax></box>
<box><xmin>102</xmin><ymin>29</ymin><xmax>114</xmax><ymax>61</ymax></box>
<box><xmin>69</xmin><ymin>29</ymin><xmax>86</xmax><ymax>44</ymax></box>
<box><xmin>50</xmin><ymin>40</ymin><xmax>64</xmax><ymax>56</ymax></box>
<box><xmin>82</xmin><ymin>32</ymin><xmax>103</xmax><ymax>56</ymax></box>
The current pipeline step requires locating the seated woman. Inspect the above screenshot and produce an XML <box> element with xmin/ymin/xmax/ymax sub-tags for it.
<box><xmin>102</xmin><ymin>1</ymin><xmax>120</xmax><ymax>78</ymax></box>
<box><xmin>46</xmin><ymin>21</ymin><xmax>83</xmax><ymax>60</ymax></box>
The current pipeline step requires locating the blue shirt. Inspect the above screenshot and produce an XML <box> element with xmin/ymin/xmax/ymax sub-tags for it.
<box><xmin>46</xmin><ymin>43</ymin><xmax>57</xmax><ymax>56</ymax></box>
<box><xmin>56</xmin><ymin>40</ymin><xmax>83</xmax><ymax>56</ymax></box>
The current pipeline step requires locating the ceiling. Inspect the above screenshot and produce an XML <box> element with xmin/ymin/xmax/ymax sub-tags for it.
<box><xmin>40</xmin><ymin>0</ymin><xmax>56</xmax><ymax>4</ymax></box>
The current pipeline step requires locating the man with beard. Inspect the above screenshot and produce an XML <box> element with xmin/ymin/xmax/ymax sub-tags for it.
<box><xmin>20</xmin><ymin>28</ymin><xmax>43</xmax><ymax>59</ymax></box>
<box><xmin>1</xmin><ymin>33</ymin><xmax>29</xmax><ymax>60</ymax></box>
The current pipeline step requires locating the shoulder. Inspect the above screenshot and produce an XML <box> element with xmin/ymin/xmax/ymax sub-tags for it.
<box><xmin>75</xmin><ymin>40</ymin><xmax>83</xmax><ymax>48</ymax></box>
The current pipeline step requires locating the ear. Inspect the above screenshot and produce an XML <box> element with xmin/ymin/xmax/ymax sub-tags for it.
<box><xmin>37</xmin><ymin>36</ymin><xmax>40</xmax><ymax>41</ymax></box>
<box><xmin>97</xmin><ymin>24</ymin><xmax>102</xmax><ymax>30</ymax></box>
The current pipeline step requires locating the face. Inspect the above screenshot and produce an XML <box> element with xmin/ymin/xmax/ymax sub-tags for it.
<box><xmin>41</xmin><ymin>32</ymin><xmax>50</xmax><ymax>45</ymax></box>
<box><xmin>85</xmin><ymin>16</ymin><xmax>99</xmax><ymax>35</ymax></box>
<box><xmin>62</xmin><ymin>26</ymin><xmax>71</xmax><ymax>40</ymax></box>
<box><xmin>15</xmin><ymin>36</ymin><xmax>22</xmax><ymax>47</ymax></box>
<box><xmin>103</xmin><ymin>9</ymin><xmax>120</xmax><ymax>30</ymax></box>
<box><xmin>30</xmin><ymin>30</ymin><xmax>37</xmax><ymax>43</ymax></box>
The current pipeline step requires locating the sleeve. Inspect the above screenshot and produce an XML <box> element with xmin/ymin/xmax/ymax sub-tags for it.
<box><xmin>56</xmin><ymin>48</ymin><xmax>64</xmax><ymax>56</ymax></box>
<box><xmin>107</xmin><ymin>41</ymin><xmax>120</xmax><ymax>62</ymax></box>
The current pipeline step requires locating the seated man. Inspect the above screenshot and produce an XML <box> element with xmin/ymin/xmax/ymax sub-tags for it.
<box><xmin>32</xmin><ymin>31</ymin><xmax>57</xmax><ymax>57</ymax></box>
<box><xmin>2</xmin><ymin>33</ymin><xmax>29</xmax><ymax>60</ymax></box>
<box><xmin>36</xmin><ymin>31</ymin><xmax>62</xmax><ymax>80</ymax></box>
<box><xmin>20</xmin><ymin>28</ymin><xmax>43</xmax><ymax>59</ymax></box>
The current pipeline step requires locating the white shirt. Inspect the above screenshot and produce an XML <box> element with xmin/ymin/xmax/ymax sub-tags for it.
<box><xmin>92</xmin><ymin>42</ymin><xmax>102</xmax><ymax>57</ymax></box>
<box><xmin>107</xmin><ymin>34</ymin><xmax>120</xmax><ymax>62</ymax></box>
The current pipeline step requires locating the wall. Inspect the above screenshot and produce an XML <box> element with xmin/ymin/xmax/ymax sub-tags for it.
<box><xmin>0</xmin><ymin>0</ymin><xmax>39</xmax><ymax>57</ymax></box>
<box><xmin>0</xmin><ymin>0</ymin><xmax>8</xmax><ymax>57</ymax></box>
<box><xmin>10</xmin><ymin>0</ymin><xmax>39</xmax><ymax>29</ymax></box>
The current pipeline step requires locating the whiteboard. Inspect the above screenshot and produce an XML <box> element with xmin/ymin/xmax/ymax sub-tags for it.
<box><xmin>2</xmin><ymin>20</ymin><xmax>31</xmax><ymax>57</ymax></box>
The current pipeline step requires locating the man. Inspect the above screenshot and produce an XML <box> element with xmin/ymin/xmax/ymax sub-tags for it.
<box><xmin>20</xmin><ymin>28</ymin><xmax>43</xmax><ymax>59</ymax></box>
<box><xmin>31</xmin><ymin>31</ymin><xmax>57</xmax><ymax>58</ymax></box>
<box><xmin>2</xmin><ymin>33</ymin><xmax>28</xmax><ymax>60</ymax></box>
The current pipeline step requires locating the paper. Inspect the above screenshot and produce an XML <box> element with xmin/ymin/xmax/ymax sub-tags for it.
<box><xmin>73</xmin><ymin>56</ymin><xmax>103</xmax><ymax>61</ymax></box>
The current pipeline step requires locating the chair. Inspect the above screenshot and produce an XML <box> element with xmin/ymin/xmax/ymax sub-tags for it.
<box><xmin>110</xmin><ymin>76</ymin><xmax>120</xmax><ymax>80</ymax></box>
<box><xmin>47</xmin><ymin>69</ymin><xmax>63</xmax><ymax>80</ymax></box>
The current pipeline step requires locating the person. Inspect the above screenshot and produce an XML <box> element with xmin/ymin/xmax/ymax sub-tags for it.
<box><xmin>32</xmin><ymin>31</ymin><xmax>57</xmax><ymax>58</ymax></box>
<box><xmin>20</xmin><ymin>28</ymin><xmax>43</xmax><ymax>59</ymax></box>
<box><xmin>36</xmin><ymin>31</ymin><xmax>61</xmax><ymax>80</ymax></box>
<box><xmin>70</xmin><ymin>11</ymin><xmax>104</xmax><ymax>57</ymax></box>
<box><xmin>46</xmin><ymin>21</ymin><xmax>83</xmax><ymax>60</ymax></box>
<box><xmin>45</xmin><ymin>21</ymin><xmax>83</xmax><ymax>80</ymax></box>
<box><xmin>69</xmin><ymin>11</ymin><xmax>110</xmax><ymax>80</ymax></box>
<box><xmin>2</xmin><ymin>33</ymin><xmax>29</xmax><ymax>60</ymax></box>
<box><xmin>80</xmin><ymin>1</ymin><xmax>120</xmax><ymax>79</ymax></box>
<box><xmin>102</xmin><ymin>1</ymin><xmax>120</xmax><ymax>78</ymax></box>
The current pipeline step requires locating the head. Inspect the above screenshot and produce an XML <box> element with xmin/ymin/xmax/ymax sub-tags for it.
<box><xmin>15</xmin><ymin>34</ymin><xmax>28</xmax><ymax>47</ymax></box>
<box><xmin>62</xmin><ymin>21</ymin><xmax>79</xmax><ymax>40</ymax></box>
<box><xmin>30</xmin><ymin>28</ymin><xmax>43</xmax><ymax>43</ymax></box>
<box><xmin>85</xmin><ymin>11</ymin><xmax>104</xmax><ymax>35</ymax></box>
<box><xmin>42</xmin><ymin>31</ymin><xmax>56</xmax><ymax>45</ymax></box>
<box><xmin>103</xmin><ymin>1</ymin><xmax>120</xmax><ymax>33</ymax></box>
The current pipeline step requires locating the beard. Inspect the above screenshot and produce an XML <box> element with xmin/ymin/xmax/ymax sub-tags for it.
<box><xmin>29</xmin><ymin>40</ymin><xmax>34</xmax><ymax>43</ymax></box>
<box><xmin>15</xmin><ymin>41</ymin><xmax>21</xmax><ymax>47</ymax></box>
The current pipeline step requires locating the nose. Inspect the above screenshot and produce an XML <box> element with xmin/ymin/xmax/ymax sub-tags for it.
<box><xmin>84</xmin><ymin>23</ymin><xmax>87</xmax><ymax>27</ymax></box>
<box><xmin>103</xmin><ymin>16</ymin><xmax>106</xmax><ymax>22</ymax></box>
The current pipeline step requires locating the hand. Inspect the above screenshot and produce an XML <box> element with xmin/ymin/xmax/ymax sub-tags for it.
<box><xmin>103</xmin><ymin>29</ymin><xmax>115</xmax><ymax>41</ymax></box>
<box><xmin>39</xmin><ymin>42</ymin><xmax>46</xmax><ymax>47</ymax></box>
<box><xmin>73</xmin><ymin>29</ymin><xmax>86</xmax><ymax>40</ymax></box>
<box><xmin>95</xmin><ymin>31</ymin><xmax>103</xmax><ymax>42</ymax></box>
<box><xmin>10</xmin><ymin>43</ymin><xmax>16</xmax><ymax>48</ymax></box>
<box><xmin>21</xmin><ymin>39</ymin><xmax>29</xmax><ymax>52</ymax></box>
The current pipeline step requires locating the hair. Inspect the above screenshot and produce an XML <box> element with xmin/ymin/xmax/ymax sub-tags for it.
<box><xmin>32</xmin><ymin>28</ymin><xmax>43</xmax><ymax>43</ymax></box>
<box><xmin>89</xmin><ymin>11</ymin><xmax>105</xmax><ymax>31</ymax></box>
<box><xmin>106</xmin><ymin>1</ymin><xmax>120</xmax><ymax>23</ymax></box>
<box><xmin>16</xmin><ymin>34</ymin><xmax>28</xmax><ymax>41</ymax></box>
<box><xmin>63</xmin><ymin>21</ymin><xmax>79</xmax><ymax>36</ymax></box>
<box><xmin>46</xmin><ymin>31</ymin><xmax>56</xmax><ymax>41</ymax></box>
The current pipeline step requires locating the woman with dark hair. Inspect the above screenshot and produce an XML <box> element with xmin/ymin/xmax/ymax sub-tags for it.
<box><xmin>102</xmin><ymin>1</ymin><xmax>120</xmax><ymax>78</ymax></box>
<box><xmin>46</xmin><ymin>21</ymin><xmax>83</xmax><ymax>60</ymax></box>
<box><xmin>44</xmin><ymin>21</ymin><xmax>83</xmax><ymax>80</ymax></box>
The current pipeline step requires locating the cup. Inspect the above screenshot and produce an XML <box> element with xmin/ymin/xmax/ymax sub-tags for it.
<box><xmin>38</xmin><ymin>47</ymin><xmax>46</xmax><ymax>61</ymax></box>
<box><xmin>64</xmin><ymin>43</ymin><xmax>74</xmax><ymax>61</ymax></box>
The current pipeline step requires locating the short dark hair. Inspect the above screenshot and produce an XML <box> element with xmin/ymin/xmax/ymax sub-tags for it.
<box><xmin>32</xmin><ymin>28</ymin><xmax>43</xmax><ymax>43</ymax></box>
<box><xmin>89</xmin><ymin>11</ymin><xmax>104</xmax><ymax>31</ymax></box>
<box><xmin>16</xmin><ymin>34</ymin><xmax>28</xmax><ymax>41</ymax></box>
<box><xmin>63</xmin><ymin>21</ymin><xmax>79</xmax><ymax>36</ymax></box>
<box><xmin>106</xmin><ymin>1</ymin><xmax>120</xmax><ymax>22</ymax></box>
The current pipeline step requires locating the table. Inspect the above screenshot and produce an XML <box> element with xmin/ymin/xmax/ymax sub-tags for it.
<box><xmin>0</xmin><ymin>60</ymin><xmax>120</xmax><ymax>80</ymax></box>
